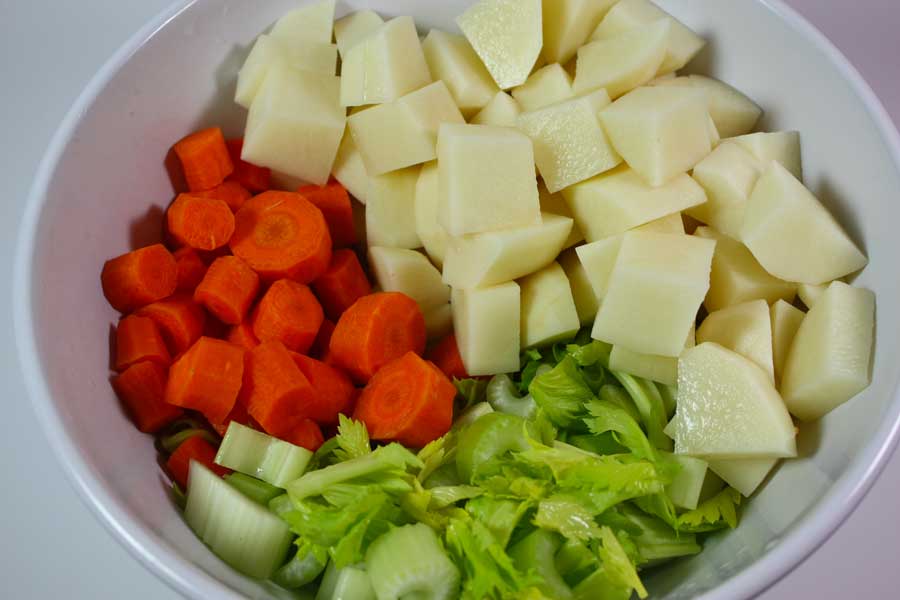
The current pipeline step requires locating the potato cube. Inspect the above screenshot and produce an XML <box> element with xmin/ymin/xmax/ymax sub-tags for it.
<box><xmin>707</xmin><ymin>457</ymin><xmax>777</xmax><ymax>497</ymax></box>
<box><xmin>654</xmin><ymin>75</ymin><xmax>761</xmax><ymax>138</ymax></box>
<box><xmin>437</xmin><ymin>123</ymin><xmax>541</xmax><ymax>236</ymax></box>
<box><xmin>688</xmin><ymin>142</ymin><xmax>763</xmax><ymax>238</ymax></box>
<box><xmin>424</xmin><ymin>303</ymin><xmax>454</xmax><ymax>341</ymax></box>
<box><xmin>599</xmin><ymin>85</ymin><xmax>712</xmax><ymax>186</ymax></box>
<box><xmin>368</xmin><ymin>247</ymin><xmax>450</xmax><ymax>313</ymax></box>
<box><xmin>334</xmin><ymin>9</ymin><xmax>383</xmax><ymax>57</ymax></box>
<box><xmin>636</xmin><ymin>213</ymin><xmax>685</xmax><ymax>234</ymax></box>
<box><xmin>797</xmin><ymin>282</ymin><xmax>829</xmax><ymax>309</ymax></box>
<box><xmin>442</xmin><ymin>213</ymin><xmax>573</xmax><ymax>289</ymax></box>
<box><xmin>538</xmin><ymin>182</ymin><xmax>583</xmax><ymax>248</ymax></box>
<box><xmin>732</xmin><ymin>131</ymin><xmax>803</xmax><ymax>181</ymax></box>
<box><xmin>365</xmin><ymin>166</ymin><xmax>422</xmax><ymax>249</ymax></box>
<box><xmin>519</xmin><ymin>262</ymin><xmax>581</xmax><ymax>348</ymax></box>
<box><xmin>609</xmin><ymin>325</ymin><xmax>694</xmax><ymax>386</ymax></box>
<box><xmin>575</xmin><ymin>236</ymin><xmax>620</xmax><ymax>300</ymax></box>
<box><xmin>781</xmin><ymin>282</ymin><xmax>875</xmax><ymax>421</ymax></box>
<box><xmin>697</xmin><ymin>299</ymin><xmax>775</xmax><ymax>382</ymax></box>
<box><xmin>332</xmin><ymin>128</ymin><xmax>370</xmax><ymax>205</ymax></box>
<box><xmin>558</xmin><ymin>248</ymin><xmax>599</xmax><ymax>326</ymax></box>
<box><xmin>457</xmin><ymin>0</ymin><xmax>543</xmax><ymax>90</ymax></box>
<box><xmin>541</xmin><ymin>0</ymin><xmax>618</xmax><ymax>65</ymax></box>
<box><xmin>269</xmin><ymin>0</ymin><xmax>335</xmax><ymax>45</ymax></box>
<box><xmin>741</xmin><ymin>162</ymin><xmax>867</xmax><ymax>284</ymax></box>
<box><xmin>422</xmin><ymin>30</ymin><xmax>499</xmax><ymax>116</ymax></box>
<box><xmin>770</xmin><ymin>299</ymin><xmax>805</xmax><ymax>384</ymax></box>
<box><xmin>414</xmin><ymin>162</ymin><xmax>450</xmax><ymax>268</ymax></box>
<box><xmin>512</xmin><ymin>64</ymin><xmax>574</xmax><ymax>112</ymax></box>
<box><xmin>243</xmin><ymin>64</ymin><xmax>344</xmax><ymax>186</ymax></box>
<box><xmin>517</xmin><ymin>90</ymin><xmax>621</xmax><ymax>193</ymax></box>
<box><xmin>470</xmin><ymin>91</ymin><xmax>522</xmax><ymax>127</ymax></box>
<box><xmin>592</xmin><ymin>231</ymin><xmax>714</xmax><ymax>357</ymax></box>
<box><xmin>452</xmin><ymin>282</ymin><xmax>521</xmax><ymax>375</ymax></box>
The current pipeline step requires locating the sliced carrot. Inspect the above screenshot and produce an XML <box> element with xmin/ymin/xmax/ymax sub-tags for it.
<box><xmin>173</xmin><ymin>127</ymin><xmax>234</xmax><ymax>192</ymax></box>
<box><xmin>166</xmin><ymin>435</ymin><xmax>230</xmax><ymax>489</ymax></box>
<box><xmin>229</xmin><ymin>191</ymin><xmax>332</xmax><ymax>283</ymax></box>
<box><xmin>101</xmin><ymin>244</ymin><xmax>177</xmax><ymax>313</ymax></box>
<box><xmin>115</xmin><ymin>314</ymin><xmax>171</xmax><ymax>372</ymax></box>
<box><xmin>136</xmin><ymin>294</ymin><xmax>206</xmax><ymax>355</ymax></box>
<box><xmin>227</xmin><ymin>321</ymin><xmax>259</xmax><ymax>350</ymax></box>
<box><xmin>330</xmin><ymin>292</ymin><xmax>426</xmax><ymax>383</ymax></box>
<box><xmin>210</xmin><ymin>400</ymin><xmax>256</xmax><ymax>437</ymax></box>
<box><xmin>173</xmin><ymin>247</ymin><xmax>208</xmax><ymax>292</ymax></box>
<box><xmin>297</xmin><ymin>182</ymin><xmax>357</xmax><ymax>248</ymax></box>
<box><xmin>112</xmin><ymin>361</ymin><xmax>182</xmax><ymax>433</ymax></box>
<box><xmin>167</xmin><ymin>193</ymin><xmax>235</xmax><ymax>251</ymax></box>
<box><xmin>291</xmin><ymin>353</ymin><xmax>356</xmax><ymax>426</ymax></box>
<box><xmin>426</xmin><ymin>333</ymin><xmax>469</xmax><ymax>381</ymax></box>
<box><xmin>251</xmin><ymin>279</ymin><xmax>324</xmax><ymax>354</ymax></box>
<box><xmin>164</xmin><ymin>337</ymin><xmax>245</xmax><ymax>424</ymax></box>
<box><xmin>353</xmin><ymin>351</ymin><xmax>455</xmax><ymax>447</ymax></box>
<box><xmin>196</xmin><ymin>180</ymin><xmax>252</xmax><ymax>213</ymax></box>
<box><xmin>226</xmin><ymin>138</ymin><xmax>270</xmax><ymax>193</ymax></box>
<box><xmin>193</xmin><ymin>256</ymin><xmax>260</xmax><ymax>325</ymax></box>
<box><xmin>310</xmin><ymin>318</ymin><xmax>335</xmax><ymax>360</ymax></box>
<box><xmin>284</xmin><ymin>418</ymin><xmax>325</xmax><ymax>451</ymax></box>
<box><xmin>311</xmin><ymin>249</ymin><xmax>371</xmax><ymax>321</ymax></box>
<box><xmin>242</xmin><ymin>340</ymin><xmax>317</xmax><ymax>437</ymax></box>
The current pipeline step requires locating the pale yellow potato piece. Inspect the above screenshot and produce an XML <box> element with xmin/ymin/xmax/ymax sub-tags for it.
<box><xmin>422</xmin><ymin>30</ymin><xmax>499</xmax><ymax>116</ymax></box>
<box><xmin>414</xmin><ymin>162</ymin><xmax>449</xmax><ymax>268</ymax></box>
<box><xmin>781</xmin><ymin>281</ymin><xmax>875</xmax><ymax>421</ymax></box>
<box><xmin>732</xmin><ymin>131</ymin><xmax>803</xmax><ymax>181</ymax></box>
<box><xmin>599</xmin><ymin>85</ymin><xmax>712</xmax><ymax>186</ymax></box>
<box><xmin>519</xmin><ymin>262</ymin><xmax>581</xmax><ymax>348</ymax></box>
<box><xmin>707</xmin><ymin>115</ymin><xmax>721</xmax><ymax>148</ymax></box>
<box><xmin>452</xmin><ymin>282</ymin><xmax>521</xmax><ymax>375</ymax></box>
<box><xmin>708</xmin><ymin>457</ymin><xmax>778</xmax><ymax>497</ymax></box>
<box><xmin>697</xmin><ymin>299</ymin><xmax>775</xmax><ymax>382</ymax></box>
<box><xmin>332</xmin><ymin>128</ymin><xmax>370</xmax><ymax>205</ymax></box>
<box><xmin>511</xmin><ymin>64</ymin><xmax>574</xmax><ymax>112</ymax></box>
<box><xmin>517</xmin><ymin>90</ymin><xmax>621</xmax><ymax>193</ymax></box>
<box><xmin>368</xmin><ymin>247</ymin><xmax>450</xmax><ymax>313</ymax></box>
<box><xmin>269</xmin><ymin>0</ymin><xmax>335</xmax><ymax>45</ymax></box>
<box><xmin>538</xmin><ymin>182</ymin><xmax>583</xmax><ymax>248</ymax></box>
<box><xmin>797</xmin><ymin>282</ymin><xmax>829</xmax><ymax>309</ymax></box>
<box><xmin>770</xmin><ymin>299</ymin><xmax>805</xmax><ymax>384</ymax></box>
<box><xmin>541</xmin><ymin>0</ymin><xmax>618</xmax><ymax>65</ymax></box>
<box><xmin>442</xmin><ymin>213</ymin><xmax>573</xmax><ymax>289</ymax></box>
<box><xmin>424</xmin><ymin>303</ymin><xmax>454</xmax><ymax>341</ymax></box>
<box><xmin>334</xmin><ymin>9</ymin><xmax>383</xmax><ymax>57</ymax></box>
<box><xmin>437</xmin><ymin>123</ymin><xmax>541</xmax><ymax>236</ymax></box>
<box><xmin>609</xmin><ymin>325</ymin><xmax>694</xmax><ymax>386</ymax></box>
<box><xmin>365</xmin><ymin>166</ymin><xmax>422</xmax><ymax>249</ymax></box>
<box><xmin>694</xmin><ymin>226</ymin><xmax>796</xmax><ymax>312</ymax></box>
<box><xmin>675</xmin><ymin>342</ymin><xmax>797</xmax><ymax>458</ymax></box>
<box><xmin>592</xmin><ymin>231</ymin><xmax>714</xmax><ymax>357</ymax></box>
<box><xmin>457</xmin><ymin>0</ymin><xmax>543</xmax><ymax>90</ymax></box>
<box><xmin>340</xmin><ymin>16</ymin><xmax>432</xmax><ymax>107</ymax></box>
<box><xmin>636</xmin><ymin>212</ymin><xmax>685</xmax><ymax>234</ymax></box>
<box><xmin>575</xmin><ymin>236</ymin><xmax>620</xmax><ymax>300</ymax></box>
<box><xmin>741</xmin><ymin>161</ymin><xmax>868</xmax><ymax>284</ymax></box>
<box><xmin>558</xmin><ymin>248</ymin><xmax>599</xmax><ymax>326</ymax></box>
<box><xmin>469</xmin><ymin>91</ymin><xmax>522</xmax><ymax>127</ymax></box>
<box><xmin>590</xmin><ymin>0</ymin><xmax>705</xmax><ymax>75</ymax></box>
<box><xmin>688</xmin><ymin>142</ymin><xmax>763</xmax><ymax>238</ymax></box>
<box><xmin>573</xmin><ymin>19</ymin><xmax>670</xmax><ymax>99</ymax></box>
<box><xmin>243</xmin><ymin>64</ymin><xmax>343</xmax><ymax>186</ymax></box>
<box><xmin>660</xmin><ymin>75</ymin><xmax>761</xmax><ymax>137</ymax></box>
<box><xmin>562</xmin><ymin>165</ymin><xmax>706</xmax><ymax>242</ymax></box>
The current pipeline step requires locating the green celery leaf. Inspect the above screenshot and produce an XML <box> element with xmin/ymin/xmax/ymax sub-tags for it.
<box><xmin>534</xmin><ymin>495</ymin><xmax>603</xmax><ymax>542</ymax></box>
<box><xmin>417</xmin><ymin>431</ymin><xmax>458</xmax><ymax>483</ymax></box>
<box><xmin>454</xmin><ymin>378</ymin><xmax>489</xmax><ymax>412</ymax></box>
<box><xmin>466</xmin><ymin>495</ymin><xmax>533</xmax><ymax>547</ymax></box>
<box><xmin>429</xmin><ymin>485</ymin><xmax>484</xmax><ymax>509</ymax></box>
<box><xmin>611</xmin><ymin>371</ymin><xmax>672</xmax><ymax>452</ymax></box>
<box><xmin>676</xmin><ymin>487</ymin><xmax>742</xmax><ymax>533</ymax></box>
<box><xmin>597</xmin><ymin>527</ymin><xmax>648</xmax><ymax>599</ymax></box>
<box><xmin>333</xmin><ymin>415</ymin><xmax>371</xmax><ymax>462</ymax></box>
<box><xmin>529</xmin><ymin>356</ymin><xmax>595</xmax><ymax>428</ymax></box>
<box><xmin>584</xmin><ymin>400</ymin><xmax>658</xmax><ymax>463</ymax></box>
<box><xmin>617</xmin><ymin>505</ymin><xmax>701</xmax><ymax>566</ymax></box>
<box><xmin>566</xmin><ymin>340</ymin><xmax>612</xmax><ymax>368</ymax></box>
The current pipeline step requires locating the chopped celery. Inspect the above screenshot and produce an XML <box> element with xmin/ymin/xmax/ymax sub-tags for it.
<box><xmin>466</xmin><ymin>495</ymin><xmax>531</xmax><ymax>547</ymax></box>
<box><xmin>366</xmin><ymin>524</ymin><xmax>461</xmax><ymax>600</ymax></box>
<box><xmin>269</xmin><ymin>493</ymin><xmax>296</xmax><ymax>518</ymax></box>
<box><xmin>453</xmin><ymin>402</ymin><xmax>495</xmax><ymax>429</ymax></box>
<box><xmin>611</xmin><ymin>371</ymin><xmax>672</xmax><ymax>452</ymax></box>
<box><xmin>567</xmin><ymin>433</ymin><xmax>626</xmax><ymax>456</ymax></box>
<box><xmin>598</xmin><ymin>385</ymin><xmax>641</xmax><ymax>423</ymax></box>
<box><xmin>226</xmin><ymin>472</ymin><xmax>283</xmax><ymax>506</ymax></box>
<box><xmin>508</xmin><ymin>530</ymin><xmax>573</xmax><ymax>600</ymax></box>
<box><xmin>170</xmin><ymin>482</ymin><xmax>187</xmax><ymax>510</ymax></box>
<box><xmin>273</xmin><ymin>539</ymin><xmax>328</xmax><ymax>589</ymax></box>
<box><xmin>572</xmin><ymin>566</ymin><xmax>632</xmax><ymax>600</ymax></box>
<box><xmin>486</xmin><ymin>374</ymin><xmax>538</xmax><ymax>418</ymax></box>
<box><xmin>428</xmin><ymin>485</ymin><xmax>483</xmax><ymax>509</ymax></box>
<box><xmin>184</xmin><ymin>462</ymin><xmax>293</xmax><ymax>579</ymax></box>
<box><xmin>657</xmin><ymin>382</ymin><xmax>678</xmax><ymax>419</ymax></box>
<box><xmin>555</xmin><ymin>539</ymin><xmax>598</xmax><ymax>588</ymax></box>
<box><xmin>216</xmin><ymin>422</ymin><xmax>313</xmax><ymax>488</ymax></box>
<box><xmin>663</xmin><ymin>454</ymin><xmax>708</xmax><ymax>510</ymax></box>
<box><xmin>618</xmin><ymin>505</ymin><xmax>701</xmax><ymax>565</ymax></box>
<box><xmin>423</xmin><ymin>462</ymin><xmax>463</xmax><ymax>489</ymax></box>
<box><xmin>315</xmin><ymin>562</ymin><xmax>375</xmax><ymax>600</ymax></box>
<box><xmin>159</xmin><ymin>428</ymin><xmax>218</xmax><ymax>455</ymax></box>
<box><xmin>456</xmin><ymin>412</ymin><xmax>529</xmax><ymax>483</ymax></box>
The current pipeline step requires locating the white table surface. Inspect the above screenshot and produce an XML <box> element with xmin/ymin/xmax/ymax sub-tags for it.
<box><xmin>2</xmin><ymin>1</ymin><xmax>898</xmax><ymax>598</ymax></box>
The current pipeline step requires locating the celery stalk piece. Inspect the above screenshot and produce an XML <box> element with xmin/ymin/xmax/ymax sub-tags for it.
<box><xmin>268</xmin><ymin>493</ymin><xmax>296</xmax><ymax>518</ymax></box>
<box><xmin>273</xmin><ymin>540</ymin><xmax>328</xmax><ymax>589</ymax></box>
<box><xmin>315</xmin><ymin>562</ymin><xmax>376</xmax><ymax>600</ymax></box>
<box><xmin>216</xmin><ymin>422</ymin><xmax>313</xmax><ymax>488</ymax></box>
<box><xmin>366</xmin><ymin>524</ymin><xmax>461</xmax><ymax>600</ymax></box>
<box><xmin>509</xmin><ymin>529</ymin><xmax>573</xmax><ymax>599</ymax></box>
<box><xmin>225</xmin><ymin>472</ymin><xmax>283</xmax><ymax>505</ymax></box>
<box><xmin>486</xmin><ymin>374</ymin><xmax>538</xmax><ymax>418</ymax></box>
<box><xmin>453</xmin><ymin>402</ymin><xmax>495</xmax><ymax>429</ymax></box>
<box><xmin>184</xmin><ymin>461</ymin><xmax>293</xmax><ymax>579</ymax></box>
<box><xmin>555</xmin><ymin>539</ymin><xmax>599</xmax><ymax>588</ymax></box>
<box><xmin>611</xmin><ymin>371</ymin><xmax>672</xmax><ymax>451</ymax></box>
<box><xmin>456</xmin><ymin>412</ymin><xmax>529</xmax><ymax>483</ymax></box>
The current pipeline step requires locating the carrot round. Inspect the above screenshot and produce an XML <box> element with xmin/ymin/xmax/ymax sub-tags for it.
<box><xmin>136</xmin><ymin>294</ymin><xmax>206</xmax><ymax>355</ymax></box>
<box><xmin>193</xmin><ymin>256</ymin><xmax>260</xmax><ymax>325</ymax></box>
<box><xmin>166</xmin><ymin>435</ymin><xmax>230</xmax><ymax>489</ymax></box>
<box><xmin>173</xmin><ymin>247</ymin><xmax>208</xmax><ymax>292</ymax></box>
<box><xmin>167</xmin><ymin>193</ymin><xmax>235</xmax><ymax>251</ymax></box>
<box><xmin>115</xmin><ymin>314</ymin><xmax>171</xmax><ymax>372</ymax></box>
<box><xmin>310</xmin><ymin>319</ymin><xmax>335</xmax><ymax>360</ymax></box>
<box><xmin>210</xmin><ymin>400</ymin><xmax>256</xmax><ymax>437</ymax></box>
<box><xmin>312</xmin><ymin>249</ymin><xmax>372</xmax><ymax>321</ymax></box>
<box><xmin>297</xmin><ymin>182</ymin><xmax>357</xmax><ymax>248</ymax></box>
<box><xmin>173</xmin><ymin>127</ymin><xmax>234</xmax><ymax>192</ymax></box>
<box><xmin>226</xmin><ymin>138</ymin><xmax>270</xmax><ymax>193</ymax></box>
<box><xmin>196</xmin><ymin>180</ymin><xmax>252</xmax><ymax>213</ymax></box>
<box><xmin>227</xmin><ymin>321</ymin><xmax>259</xmax><ymax>350</ymax></box>
<box><xmin>330</xmin><ymin>292</ymin><xmax>426</xmax><ymax>383</ymax></box>
<box><xmin>426</xmin><ymin>333</ymin><xmax>470</xmax><ymax>381</ymax></box>
<box><xmin>164</xmin><ymin>336</ymin><xmax>245</xmax><ymax>424</ymax></box>
<box><xmin>251</xmin><ymin>279</ymin><xmax>324</xmax><ymax>354</ymax></box>
<box><xmin>353</xmin><ymin>351</ymin><xmax>455</xmax><ymax>447</ymax></box>
<box><xmin>101</xmin><ymin>244</ymin><xmax>177</xmax><ymax>313</ymax></box>
<box><xmin>242</xmin><ymin>340</ymin><xmax>317</xmax><ymax>437</ymax></box>
<box><xmin>229</xmin><ymin>191</ymin><xmax>332</xmax><ymax>283</ymax></box>
<box><xmin>291</xmin><ymin>353</ymin><xmax>355</xmax><ymax>426</ymax></box>
<box><xmin>112</xmin><ymin>361</ymin><xmax>182</xmax><ymax>434</ymax></box>
<box><xmin>284</xmin><ymin>418</ymin><xmax>325</xmax><ymax>451</ymax></box>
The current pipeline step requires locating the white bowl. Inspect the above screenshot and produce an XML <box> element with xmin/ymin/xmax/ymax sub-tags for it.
<box><xmin>13</xmin><ymin>0</ymin><xmax>900</xmax><ymax>598</ymax></box>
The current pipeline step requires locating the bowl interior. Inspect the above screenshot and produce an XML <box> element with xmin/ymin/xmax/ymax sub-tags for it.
<box><xmin>18</xmin><ymin>0</ymin><xmax>900</xmax><ymax>598</ymax></box>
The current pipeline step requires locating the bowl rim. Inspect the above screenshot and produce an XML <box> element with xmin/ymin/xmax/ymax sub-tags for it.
<box><xmin>12</xmin><ymin>0</ymin><xmax>900</xmax><ymax>599</ymax></box>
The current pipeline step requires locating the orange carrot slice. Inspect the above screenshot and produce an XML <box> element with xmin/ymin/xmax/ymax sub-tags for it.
<box><xmin>112</xmin><ymin>361</ymin><xmax>182</xmax><ymax>434</ymax></box>
<box><xmin>193</xmin><ymin>256</ymin><xmax>260</xmax><ymax>325</ymax></box>
<box><xmin>164</xmin><ymin>336</ymin><xmax>245</xmax><ymax>424</ymax></box>
<box><xmin>195</xmin><ymin>180</ymin><xmax>252</xmax><ymax>212</ymax></box>
<box><xmin>173</xmin><ymin>247</ymin><xmax>208</xmax><ymax>292</ymax></box>
<box><xmin>311</xmin><ymin>249</ymin><xmax>371</xmax><ymax>321</ymax></box>
<box><xmin>291</xmin><ymin>353</ymin><xmax>356</xmax><ymax>426</ymax></box>
<box><xmin>284</xmin><ymin>418</ymin><xmax>325</xmax><ymax>451</ymax></box>
<box><xmin>242</xmin><ymin>340</ymin><xmax>317</xmax><ymax>437</ymax></box>
<box><xmin>115</xmin><ymin>314</ymin><xmax>171</xmax><ymax>372</ymax></box>
<box><xmin>226</xmin><ymin>138</ymin><xmax>270</xmax><ymax>193</ymax></box>
<box><xmin>227</xmin><ymin>321</ymin><xmax>260</xmax><ymax>350</ymax></box>
<box><xmin>426</xmin><ymin>333</ymin><xmax>470</xmax><ymax>381</ymax></box>
<box><xmin>136</xmin><ymin>294</ymin><xmax>206</xmax><ymax>355</ymax></box>
<box><xmin>297</xmin><ymin>182</ymin><xmax>357</xmax><ymax>248</ymax></box>
<box><xmin>167</xmin><ymin>193</ymin><xmax>235</xmax><ymax>251</ymax></box>
<box><xmin>101</xmin><ymin>244</ymin><xmax>177</xmax><ymax>313</ymax></box>
<box><xmin>310</xmin><ymin>318</ymin><xmax>335</xmax><ymax>360</ymax></box>
<box><xmin>173</xmin><ymin>127</ymin><xmax>234</xmax><ymax>192</ymax></box>
<box><xmin>251</xmin><ymin>279</ymin><xmax>324</xmax><ymax>354</ymax></box>
<box><xmin>166</xmin><ymin>435</ymin><xmax>230</xmax><ymax>489</ymax></box>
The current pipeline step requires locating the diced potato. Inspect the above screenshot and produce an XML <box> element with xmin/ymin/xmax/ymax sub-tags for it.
<box><xmin>770</xmin><ymin>299</ymin><xmax>805</xmax><ymax>384</ymax></box>
<box><xmin>707</xmin><ymin>115</ymin><xmax>721</xmax><ymax>147</ymax></box>
<box><xmin>424</xmin><ymin>303</ymin><xmax>454</xmax><ymax>341</ymax></box>
<box><xmin>635</xmin><ymin>213</ymin><xmax>684</xmax><ymax>234</ymax></box>
<box><xmin>452</xmin><ymin>282</ymin><xmax>521</xmax><ymax>375</ymax></box>
<box><xmin>609</xmin><ymin>346</ymin><xmax>677</xmax><ymax>385</ymax></box>
<box><xmin>592</xmin><ymin>231</ymin><xmax>714</xmax><ymax>357</ymax></box>
<box><xmin>332</xmin><ymin>128</ymin><xmax>370</xmax><ymax>204</ymax></box>
<box><xmin>340</xmin><ymin>16</ymin><xmax>432</xmax><ymax>107</ymax></box>
<box><xmin>697</xmin><ymin>299</ymin><xmax>775</xmax><ymax>382</ymax></box>
<box><xmin>541</xmin><ymin>0</ymin><xmax>618</xmax><ymax>65</ymax></box>
<box><xmin>590</xmin><ymin>0</ymin><xmax>705</xmax><ymax>75</ymax></box>
<box><xmin>243</xmin><ymin>64</ymin><xmax>344</xmax><ymax>186</ymax></box>
<box><xmin>781</xmin><ymin>281</ymin><xmax>875</xmax><ymax>421</ymax></box>
<box><xmin>562</xmin><ymin>165</ymin><xmax>706</xmax><ymax>242</ymax></box>
<box><xmin>442</xmin><ymin>213</ymin><xmax>573</xmax><ymax>289</ymax></box>
<box><xmin>653</xmin><ymin>75</ymin><xmax>761</xmax><ymax>138</ymax></box>
<box><xmin>457</xmin><ymin>0</ymin><xmax>543</xmax><ymax>90</ymax></box>
<box><xmin>269</xmin><ymin>0</ymin><xmax>335</xmax><ymax>45</ymax></box>
<box><xmin>437</xmin><ymin>123</ymin><xmax>541</xmax><ymax>236</ymax></box>
<box><xmin>414</xmin><ymin>162</ymin><xmax>449</xmax><ymax>268</ymax></box>
<box><xmin>511</xmin><ymin>64</ymin><xmax>574</xmax><ymax>112</ymax></box>
<box><xmin>469</xmin><ymin>91</ymin><xmax>522</xmax><ymax>127</ymax></box>
<box><xmin>573</xmin><ymin>19</ymin><xmax>670</xmax><ymax>99</ymax></box>
<box><xmin>797</xmin><ymin>282</ymin><xmax>829</xmax><ymax>309</ymax></box>
<box><xmin>558</xmin><ymin>248</ymin><xmax>599</xmax><ymax>326</ymax></box>
<box><xmin>741</xmin><ymin>161</ymin><xmax>868</xmax><ymax>284</ymax></box>
<box><xmin>422</xmin><ymin>30</ymin><xmax>499</xmax><ymax>116</ymax></box>
<box><xmin>688</xmin><ymin>142</ymin><xmax>763</xmax><ymax>238</ymax></box>
<box><xmin>708</xmin><ymin>457</ymin><xmax>777</xmax><ymax>497</ymax></box>
<box><xmin>599</xmin><ymin>86</ymin><xmax>712</xmax><ymax>186</ymax></box>
<box><xmin>365</xmin><ymin>166</ymin><xmax>422</xmax><ymax>248</ymax></box>
<box><xmin>368</xmin><ymin>247</ymin><xmax>450</xmax><ymax>313</ymax></box>
<box><xmin>538</xmin><ymin>182</ymin><xmax>583</xmax><ymax>248</ymax></box>
<box><xmin>694</xmin><ymin>227</ymin><xmax>796</xmax><ymax>312</ymax></box>
<box><xmin>675</xmin><ymin>342</ymin><xmax>797</xmax><ymax>458</ymax></box>
<box><xmin>665</xmin><ymin>454</ymin><xmax>709</xmax><ymax>510</ymax></box>
<box><xmin>334</xmin><ymin>9</ymin><xmax>383</xmax><ymax>57</ymax></box>
<box><xmin>575</xmin><ymin>236</ymin><xmax>620</xmax><ymax>300</ymax></box>
<box><xmin>731</xmin><ymin>131</ymin><xmax>803</xmax><ymax>181</ymax></box>
<box><xmin>348</xmin><ymin>81</ymin><xmax>464</xmax><ymax>175</ymax></box>
<box><xmin>519</xmin><ymin>262</ymin><xmax>581</xmax><ymax>348</ymax></box>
